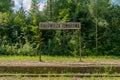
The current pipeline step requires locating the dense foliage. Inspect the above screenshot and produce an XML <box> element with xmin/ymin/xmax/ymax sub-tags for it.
<box><xmin>0</xmin><ymin>0</ymin><xmax>120</xmax><ymax>56</ymax></box>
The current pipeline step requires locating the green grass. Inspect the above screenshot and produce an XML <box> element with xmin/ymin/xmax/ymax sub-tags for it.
<box><xmin>0</xmin><ymin>56</ymin><xmax>76</xmax><ymax>61</ymax></box>
<box><xmin>0</xmin><ymin>55</ymin><xmax>120</xmax><ymax>61</ymax></box>
<box><xmin>83</xmin><ymin>56</ymin><xmax>120</xmax><ymax>61</ymax></box>
<box><xmin>0</xmin><ymin>56</ymin><xmax>39</xmax><ymax>61</ymax></box>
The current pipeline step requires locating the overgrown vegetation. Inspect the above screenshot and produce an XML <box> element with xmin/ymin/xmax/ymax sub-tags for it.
<box><xmin>0</xmin><ymin>0</ymin><xmax>120</xmax><ymax>56</ymax></box>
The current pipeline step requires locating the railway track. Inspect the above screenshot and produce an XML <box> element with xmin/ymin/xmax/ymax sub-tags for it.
<box><xmin>1</xmin><ymin>63</ymin><xmax>120</xmax><ymax>78</ymax></box>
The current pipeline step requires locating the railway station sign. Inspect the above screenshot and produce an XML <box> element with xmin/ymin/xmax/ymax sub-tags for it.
<box><xmin>39</xmin><ymin>22</ymin><xmax>81</xmax><ymax>29</ymax></box>
<box><xmin>39</xmin><ymin>22</ymin><xmax>82</xmax><ymax>62</ymax></box>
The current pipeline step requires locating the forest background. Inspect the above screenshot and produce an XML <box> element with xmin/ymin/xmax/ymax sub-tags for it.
<box><xmin>0</xmin><ymin>0</ymin><xmax>120</xmax><ymax>56</ymax></box>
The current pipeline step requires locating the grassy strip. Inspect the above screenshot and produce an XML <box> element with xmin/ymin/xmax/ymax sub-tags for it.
<box><xmin>83</xmin><ymin>56</ymin><xmax>120</xmax><ymax>61</ymax></box>
<box><xmin>0</xmin><ymin>74</ymin><xmax>120</xmax><ymax>80</ymax></box>
<box><xmin>0</xmin><ymin>55</ymin><xmax>120</xmax><ymax>61</ymax></box>
<box><xmin>1</xmin><ymin>73</ymin><xmax>120</xmax><ymax>77</ymax></box>
<box><xmin>0</xmin><ymin>56</ymin><xmax>78</xmax><ymax>61</ymax></box>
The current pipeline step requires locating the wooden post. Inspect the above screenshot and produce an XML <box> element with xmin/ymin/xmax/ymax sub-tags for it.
<box><xmin>79</xmin><ymin>23</ymin><xmax>82</xmax><ymax>62</ymax></box>
<box><xmin>39</xmin><ymin>47</ymin><xmax>42</xmax><ymax>62</ymax></box>
<box><xmin>39</xmin><ymin>30</ymin><xmax>42</xmax><ymax>62</ymax></box>
<box><xmin>38</xmin><ymin>45</ymin><xmax>42</xmax><ymax>62</ymax></box>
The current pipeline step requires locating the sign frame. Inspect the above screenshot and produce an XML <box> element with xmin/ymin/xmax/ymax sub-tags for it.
<box><xmin>39</xmin><ymin>22</ymin><xmax>82</xmax><ymax>62</ymax></box>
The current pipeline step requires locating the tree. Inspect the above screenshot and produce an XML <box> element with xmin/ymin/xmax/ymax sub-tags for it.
<box><xmin>28</xmin><ymin>0</ymin><xmax>44</xmax><ymax>47</ymax></box>
<box><xmin>88</xmin><ymin>0</ymin><xmax>110</xmax><ymax>54</ymax></box>
<box><xmin>0</xmin><ymin>0</ymin><xmax>14</xmax><ymax>12</ymax></box>
<box><xmin>0</xmin><ymin>0</ymin><xmax>14</xmax><ymax>46</ymax></box>
<box><xmin>12</xmin><ymin>4</ymin><xmax>27</xmax><ymax>46</ymax></box>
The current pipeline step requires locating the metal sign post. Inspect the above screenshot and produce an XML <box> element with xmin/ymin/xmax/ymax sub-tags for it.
<box><xmin>39</xmin><ymin>22</ymin><xmax>82</xmax><ymax>62</ymax></box>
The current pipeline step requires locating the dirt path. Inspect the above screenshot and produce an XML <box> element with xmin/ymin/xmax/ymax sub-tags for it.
<box><xmin>1</xmin><ymin>60</ymin><xmax>120</xmax><ymax>66</ymax></box>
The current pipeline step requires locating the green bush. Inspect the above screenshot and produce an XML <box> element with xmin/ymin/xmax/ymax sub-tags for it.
<box><xmin>0</xmin><ymin>42</ymin><xmax>37</xmax><ymax>56</ymax></box>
